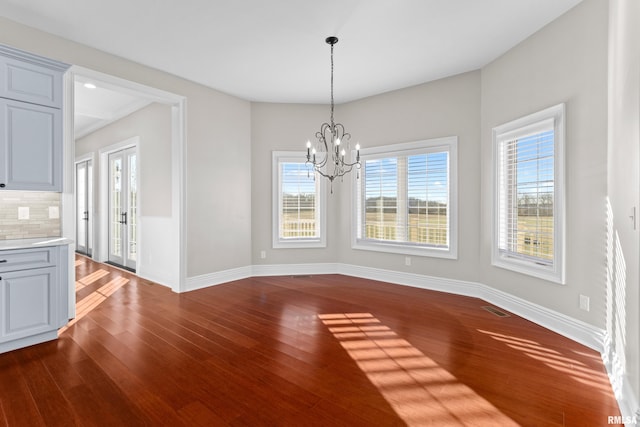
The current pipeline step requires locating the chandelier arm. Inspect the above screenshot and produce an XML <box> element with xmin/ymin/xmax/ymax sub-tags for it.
<box><xmin>312</xmin><ymin>167</ymin><xmax>336</xmax><ymax>182</ymax></box>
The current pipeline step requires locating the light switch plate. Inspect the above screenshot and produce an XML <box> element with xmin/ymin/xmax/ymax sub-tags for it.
<box><xmin>579</xmin><ymin>295</ymin><xmax>590</xmax><ymax>311</ymax></box>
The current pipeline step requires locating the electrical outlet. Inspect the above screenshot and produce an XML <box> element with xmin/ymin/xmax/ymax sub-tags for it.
<box><xmin>405</xmin><ymin>256</ymin><xmax>411</xmax><ymax>266</ymax></box>
<box><xmin>18</xmin><ymin>207</ymin><xmax>29</xmax><ymax>220</ymax></box>
<box><xmin>260</xmin><ymin>250</ymin><xmax>266</xmax><ymax>259</ymax></box>
<box><xmin>579</xmin><ymin>295</ymin><xmax>590</xmax><ymax>311</ymax></box>
<box><xmin>48</xmin><ymin>206</ymin><xmax>60</xmax><ymax>219</ymax></box>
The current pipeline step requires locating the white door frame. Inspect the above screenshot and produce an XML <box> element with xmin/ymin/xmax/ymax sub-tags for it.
<box><xmin>63</xmin><ymin>66</ymin><xmax>187</xmax><ymax>293</ymax></box>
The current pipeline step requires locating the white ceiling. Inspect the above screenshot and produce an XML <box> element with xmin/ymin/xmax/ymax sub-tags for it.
<box><xmin>0</xmin><ymin>0</ymin><xmax>582</xmax><ymax>106</ymax></box>
<box><xmin>74</xmin><ymin>79</ymin><xmax>151</xmax><ymax>139</ymax></box>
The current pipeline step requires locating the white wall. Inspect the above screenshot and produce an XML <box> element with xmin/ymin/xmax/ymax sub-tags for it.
<box><xmin>607</xmin><ymin>0</ymin><xmax>640</xmax><ymax>417</ymax></box>
<box><xmin>480</xmin><ymin>0</ymin><xmax>608</xmax><ymax>324</ymax></box>
<box><xmin>76</xmin><ymin>103</ymin><xmax>172</xmax><ymax>216</ymax></box>
<box><xmin>0</xmin><ymin>17</ymin><xmax>253</xmax><ymax>279</ymax></box>
<box><xmin>76</xmin><ymin>102</ymin><xmax>174</xmax><ymax>284</ymax></box>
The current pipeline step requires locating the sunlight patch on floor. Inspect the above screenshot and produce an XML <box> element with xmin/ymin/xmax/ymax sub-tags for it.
<box><xmin>77</xmin><ymin>268</ymin><xmax>110</xmax><ymax>286</ymax></box>
<box><xmin>319</xmin><ymin>313</ymin><xmax>517</xmax><ymax>426</ymax></box>
<box><xmin>59</xmin><ymin>276</ymin><xmax>129</xmax><ymax>334</ymax></box>
<box><xmin>477</xmin><ymin>329</ymin><xmax>613</xmax><ymax>394</ymax></box>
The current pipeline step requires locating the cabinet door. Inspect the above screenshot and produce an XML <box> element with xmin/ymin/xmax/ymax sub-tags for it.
<box><xmin>0</xmin><ymin>55</ymin><xmax>63</xmax><ymax>108</ymax></box>
<box><xmin>0</xmin><ymin>98</ymin><xmax>62</xmax><ymax>191</ymax></box>
<box><xmin>0</xmin><ymin>267</ymin><xmax>57</xmax><ymax>343</ymax></box>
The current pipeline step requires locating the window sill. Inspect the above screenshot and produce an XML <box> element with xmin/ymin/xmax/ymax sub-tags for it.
<box><xmin>492</xmin><ymin>255</ymin><xmax>565</xmax><ymax>284</ymax></box>
<box><xmin>273</xmin><ymin>239</ymin><xmax>326</xmax><ymax>249</ymax></box>
<box><xmin>353</xmin><ymin>239</ymin><xmax>457</xmax><ymax>259</ymax></box>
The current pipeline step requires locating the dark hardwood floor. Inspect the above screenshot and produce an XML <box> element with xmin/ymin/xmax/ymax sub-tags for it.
<box><xmin>0</xmin><ymin>255</ymin><xmax>622</xmax><ymax>426</ymax></box>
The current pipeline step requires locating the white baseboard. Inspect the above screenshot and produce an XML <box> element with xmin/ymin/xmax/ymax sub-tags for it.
<box><xmin>186</xmin><ymin>261</ymin><xmax>628</xmax><ymax>419</ymax></box>
<box><xmin>602</xmin><ymin>333</ymin><xmax>640</xmax><ymax>426</ymax></box>
<box><xmin>136</xmin><ymin>271</ymin><xmax>173</xmax><ymax>289</ymax></box>
<box><xmin>477</xmin><ymin>284</ymin><xmax>605</xmax><ymax>351</ymax></box>
<box><xmin>336</xmin><ymin>263</ymin><xmax>604</xmax><ymax>351</ymax></box>
<box><xmin>616</xmin><ymin>374</ymin><xmax>640</xmax><ymax>426</ymax></box>
<box><xmin>252</xmin><ymin>263</ymin><xmax>340</xmax><ymax>277</ymax></box>
<box><xmin>184</xmin><ymin>265</ymin><xmax>252</xmax><ymax>292</ymax></box>
<box><xmin>185</xmin><ymin>264</ymin><xmax>341</xmax><ymax>292</ymax></box>
<box><xmin>187</xmin><ymin>262</ymin><xmax>604</xmax><ymax>350</ymax></box>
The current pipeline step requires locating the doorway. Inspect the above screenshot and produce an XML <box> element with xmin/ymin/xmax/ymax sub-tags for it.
<box><xmin>107</xmin><ymin>146</ymin><xmax>137</xmax><ymax>271</ymax></box>
<box><xmin>65</xmin><ymin>66</ymin><xmax>186</xmax><ymax>293</ymax></box>
<box><xmin>75</xmin><ymin>157</ymin><xmax>93</xmax><ymax>256</ymax></box>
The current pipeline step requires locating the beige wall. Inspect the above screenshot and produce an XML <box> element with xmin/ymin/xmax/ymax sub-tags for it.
<box><xmin>251</xmin><ymin>70</ymin><xmax>481</xmax><ymax>277</ymax></box>
<box><xmin>0</xmin><ymin>16</ymin><xmax>253</xmax><ymax>278</ymax></box>
<box><xmin>251</xmin><ymin>0</ymin><xmax>610</xmax><ymax>326</ymax></box>
<box><xmin>338</xmin><ymin>71</ymin><xmax>481</xmax><ymax>281</ymax></box>
<box><xmin>480</xmin><ymin>0</ymin><xmax>608</xmax><ymax>323</ymax></box>
<box><xmin>251</xmin><ymin>102</ymin><xmax>341</xmax><ymax>264</ymax></box>
<box><xmin>76</xmin><ymin>102</ymin><xmax>172</xmax><ymax>217</ymax></box>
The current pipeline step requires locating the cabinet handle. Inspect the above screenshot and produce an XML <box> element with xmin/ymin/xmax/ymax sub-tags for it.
<box><xmin>0</xmin><ymin>260</ymin><xmax>6</xmax><ymax>263</ymax></box>
<box><xmin>0</xmin><ymin>183</ymin><xmax>5</xmax><ymax>188</ymax></box>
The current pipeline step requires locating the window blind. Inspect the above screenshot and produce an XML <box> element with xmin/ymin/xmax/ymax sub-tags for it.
<box><xmin>279</xmin><ymin>162</ymin><xmax>318</xmax><ymax>239</ymax></box>
<box><xmin>359</xmin><ymin>151</ymin><xmax>449</xmax><ymax>248</ymax></box>
<box><xmin>407</xmin><ymin>152</ymin><xmax>449</xmax><ymax>247</ymax></box>
<box><xmin>497</xmin><ymin>124</ymin><xmax>554</xmax><ymax>264</ymax></box>
<box><xmin>363</xmin><ymin>157</ymin><xmax>398</xmax><ymax>241</ymax></box>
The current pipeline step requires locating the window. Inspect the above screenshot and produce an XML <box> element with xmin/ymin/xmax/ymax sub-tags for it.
<box><xmin>272</xmin><ymin>152</ymin><xmax>326</xmax><ymax>248</ymax></box>
<box><xmin>492</xmin><ymin>103</ymin><xmax>565</xmax><ymax>283</ymax></box>
<box><xmin>352</xmin><ymin>137</ymin><xmax>458</xmax><ymax>258</ymax></box>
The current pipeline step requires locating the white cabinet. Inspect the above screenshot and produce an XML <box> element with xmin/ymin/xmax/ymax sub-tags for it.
<box><xmin>0</xmin><ymin>54</ymin><xmax>64</xmax><ymax>108</ymax></box>
<box><xmin>0</xmin><ymin>44</ymin><xmax>68</xmax><ymax>192</ymax></box>
<box><xmin>0</xmin><ymin>245</ymin><xmax>69</xmax><ymax>354</ymax></box>
<box><xmin>0</xmin><ymin>98</ymin><xmax>62</xmax><ymax>191</ymax></box>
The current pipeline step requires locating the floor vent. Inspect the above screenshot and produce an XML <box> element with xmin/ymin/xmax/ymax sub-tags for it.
<box><xmin>482</xmin><ymin>306</ymin><xmax>510</xmax><ymax>317</ymax></box>
<box><xmin>291</xmin><ymin>275</ymin><xmax>312</xmax><ymax>278</ymax></box>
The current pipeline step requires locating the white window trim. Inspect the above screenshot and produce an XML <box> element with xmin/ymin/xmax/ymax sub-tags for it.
<box><xmin>351</xmin><ymin>137</ymin><xmax>458</xmax><ymax>259</ymax></box>
<box><xmin>491</xmin><ymin>103</ymin><xmax>566</xmax><ymax>284</ymax></box>
<box><xmin>272</xmin><ymin>151</ymin><xmax>327</xmax><ymax>249</ymax></box>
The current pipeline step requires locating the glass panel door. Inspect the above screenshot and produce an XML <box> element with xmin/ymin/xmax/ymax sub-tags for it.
<box><xmin>126</xmin><ymin>152</ymin><xmax>137</xmax><ymax>267</ymax></box>
<box><xmin>108</xmin><ymin>147</ymin><xmax>137</xmax><ymax>271</ymax></box>
<box><xmin>75</xmin><ymin>159</ymin><xmax>92</xmax><ymax>256</ymax></box>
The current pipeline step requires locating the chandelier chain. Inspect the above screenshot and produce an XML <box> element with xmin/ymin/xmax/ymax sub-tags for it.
<box><xmin>330</xmin><ymin>41</ymin><xmax>334</xmax><ymax>128</ymax></box>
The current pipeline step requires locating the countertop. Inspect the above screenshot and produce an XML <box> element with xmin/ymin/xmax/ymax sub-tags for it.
<box><xmin>0</xmin><ymin>237</ymin><xmax>74</xmax><ymax>251</ymax></box>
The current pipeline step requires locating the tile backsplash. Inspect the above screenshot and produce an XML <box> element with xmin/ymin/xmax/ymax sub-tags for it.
<box><xmin>0</xmin><ymin>192</ymin><xmax>61</xmax><ymax>240</ymax></box>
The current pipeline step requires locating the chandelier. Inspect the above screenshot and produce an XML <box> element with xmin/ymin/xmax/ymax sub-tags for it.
<box><xmin>306</xmin><ymin>36</ymin><xmax>360</xmax><ymax>191</ymax></box>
